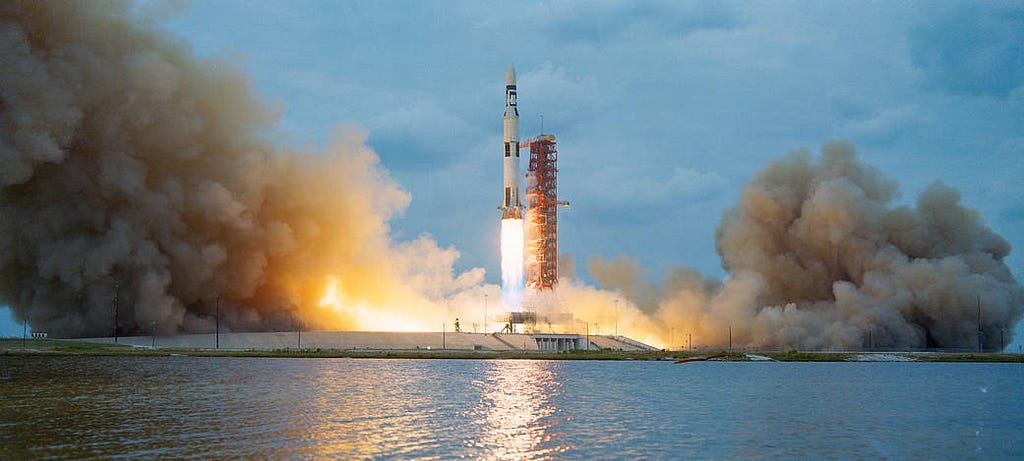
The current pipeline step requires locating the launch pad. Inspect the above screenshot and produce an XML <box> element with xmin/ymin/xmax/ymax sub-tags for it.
<box><xmin>78</xmin><ymin>330</ymin><xmax>659</xmax><ymax>352</ymax></box>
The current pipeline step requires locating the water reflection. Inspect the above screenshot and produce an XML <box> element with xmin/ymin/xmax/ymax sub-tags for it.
<box><xmin>472</xmin><ymin>360</ymin><xmax>568</xmax><ymax>459</ymax></box>
<box><xmin>7</xmin><ymin>357</ymin><xmax>1018</xmax><ymax>459</ymax></box>
<box><xmin>301</xmin><ymin>359</ymin><xmax>458</xmax><ymax>458</ymax></box>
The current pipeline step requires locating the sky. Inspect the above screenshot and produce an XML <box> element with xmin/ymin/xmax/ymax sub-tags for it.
<box><xmin>2</xmin><ymin>0</ymin><xmax>1022</xmax><ymax>347</ymax></box>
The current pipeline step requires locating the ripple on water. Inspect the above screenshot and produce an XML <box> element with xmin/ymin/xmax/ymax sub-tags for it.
<box><xmin>2</xmin><ymin>357</ymin><xmax>1023</xmax><ymax>459</ymax></box>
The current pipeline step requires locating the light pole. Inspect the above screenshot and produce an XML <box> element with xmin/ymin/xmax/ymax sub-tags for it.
<box><xmin>112</xmin><ymin>279</ymin><xmax>119</xmax><ymax>344</ymax></box>
<box><xmin>484</xmin><ymin>294</ymin><xmax>488</xmax><ymax>334</ymax></box>
<box><xmin>688</xmin><ymin>333</ymin><xmax>692</xmax><ymax>352</ymax></box>
<box><xmin>295</xmin><ymin>311</ymin><xmax>301</xmax><ymax>350</ymax></box>
<box><xmin>977</xmin><ymin>295</ymin><xmax>982</xmax><ymax>353</ymax></box>
<box><xmin>614</xmin><ymin>299</ymin><xmax>619</xmax><ymax>337</ymax></box>
<box><xmin>577</xmin><ymin>320</ymin><xmax>590</xmax><ymax>351</ymax></box>
<box><xmin>670</xmin><ymin>327</ymin><xmax>675</xmax><ymax>351</ymax></box>
<box><xmin>215</xmin><ymin>296</ymin><xmax>220</xmax><ymax>349</ymax></box>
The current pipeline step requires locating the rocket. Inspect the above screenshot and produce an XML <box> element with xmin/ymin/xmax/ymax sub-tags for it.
<box><xmin>500</xmin><ymin>63</ymin><xmax>524</xmax><ymax>219</ymax></box>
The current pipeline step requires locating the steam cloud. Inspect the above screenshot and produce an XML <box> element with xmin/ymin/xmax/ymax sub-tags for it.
<box><xmin>580</xmin><ymin>142</ymin><xmax>1023</xmax><ymax>350</ymax></box>
<box><xmin>2</xmin><ymin>3</ymin><xmax>1020</xmax><ymax>349</ymax></box>
<box><xmin>0</xmin><ymin>2</ymin><xmax>489</xmax><ymax>336</ymax></box>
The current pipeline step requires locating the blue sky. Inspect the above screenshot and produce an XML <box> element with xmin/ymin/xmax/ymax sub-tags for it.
<box><xmin>3</xmin><ymin>1</ymin><xmax>1023</xmax><ymax>347</ymax></box>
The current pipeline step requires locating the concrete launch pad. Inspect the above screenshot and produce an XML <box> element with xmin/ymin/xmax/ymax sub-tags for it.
<box><xmin>80</xmin><ymin>331</ymin><xmax>658</xmax><ymax>352</ymax></box>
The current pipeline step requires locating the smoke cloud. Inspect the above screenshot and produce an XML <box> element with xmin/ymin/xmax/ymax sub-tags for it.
<box><xmin>572</xmin><ymin>141</ymin><xmax>1022</xmax><ymax>351</ymax></box>
<box><xmin>0</xmin><ymin>2</ymin><xmax>491</xmax><ymax>337</ymax></box>
<box><xmin>3</xmin><ymin>3</ymin><xmax>1020</xmax><ymax>350</ymax></box>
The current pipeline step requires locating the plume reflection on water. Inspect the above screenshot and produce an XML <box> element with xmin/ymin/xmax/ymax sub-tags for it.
<box><xmin>471</xmin><ymin>360</ymin><xmax>566</xmax><ymax>458</ymax></box>
<box><xmin>2</xmin><ymin>356</ymin><xmax>1023</xmax><ymax>459</ymax></box>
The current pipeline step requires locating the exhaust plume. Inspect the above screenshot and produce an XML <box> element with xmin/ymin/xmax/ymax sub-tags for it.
<box><xmin>500</xmin><ymin>218</ymin><xmax>525</xmax><ymax>310</ymax></box>
<box><xmin>0</xmin><ymin>2</ymin><xmax>490</xmax><ymax>336</ymax></box>
<box><xmin>575</xmin><ymin>141</ymin><xmax>1022</xmax><ymax>351</ymax></box>
<box><xmin>4</xmin><ymin>4</ymin><xmax>1019</xmax><ymax>350</ymax></box>
<box><xmin>713</xmin><ymin>141</ymin><xmax>1022</xmax><ymax>350</ymax></box>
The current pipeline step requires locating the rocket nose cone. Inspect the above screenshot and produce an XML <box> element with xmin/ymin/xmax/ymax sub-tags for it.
<box><xmin>506</xmin><ymin>63</ymin><xmax>516</xmax><ymax>85</ymax></box>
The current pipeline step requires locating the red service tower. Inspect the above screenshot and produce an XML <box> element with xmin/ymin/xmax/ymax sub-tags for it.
<box><xmin>522</xmin><ymin>134</ymin><xmax>569</xmax><ymax>291</ymax></box>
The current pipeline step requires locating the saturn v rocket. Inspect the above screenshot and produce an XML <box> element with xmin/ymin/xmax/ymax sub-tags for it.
<box><xmin>500</xmin><ymin>64</ymin><xmax>524</xmax><ymax>219</ymax></box>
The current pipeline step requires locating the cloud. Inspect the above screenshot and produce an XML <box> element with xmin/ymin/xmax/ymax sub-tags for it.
<box><xmin>910</xmin><ymin>4</ymin><xmax>1024</xmax><ymax>98</ymax></box>
<box><xmin>836</xmin><ymin>104</ymin><xmax>924</xmax><ymax>142</ymax></box>
<box><xmin>576</xmin><ymin>165</ymin><xmax>726</xmax><ymax>219</ymax></box>
<box><xmin>518</xmin><ymin>63</ymin><xmax>604</xmax><ymax>129</ymax></box>
<box><xmin>544</xmin><ymin>0</ymin><xmax>739</xmax><ymax>44</ymax></box>
<box><xmin>367</xmin><ymin>101</ymin><xmax>479</xmax><ymax>170</ymax></box>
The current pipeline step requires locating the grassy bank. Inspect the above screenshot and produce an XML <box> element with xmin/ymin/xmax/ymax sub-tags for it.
<box><xmin>3</xmin><ymin>339</ymin><xmax>1023</xmax><ymax>362</ymax></box>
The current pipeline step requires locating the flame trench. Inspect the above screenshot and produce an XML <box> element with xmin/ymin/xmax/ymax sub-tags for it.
<box><xmin>500</xmin><ymin>218</ymin><xmax>525</xmax><ymax>310</ymax></box>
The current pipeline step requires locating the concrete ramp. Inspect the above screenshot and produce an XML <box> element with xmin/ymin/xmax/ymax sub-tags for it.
<box><xmin>81</xmin><ymin>331</ymin><xmax>533</xmax><ymax>351</ymax></box>
<box><xmin>588</xmin><ymin>335</ymin><xmax>658</xmax><ymax>352</ymax></box>
<box><xmin>79</xmin><ymin>331</ymin><xmax>652</xmax><ymax>352</ymax></box>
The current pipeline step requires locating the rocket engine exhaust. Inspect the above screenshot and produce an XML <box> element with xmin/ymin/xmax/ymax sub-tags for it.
<box><xmin>500</xmin><ymin>219</ymin><xmax>525</xmax><ymax>310</ymax></box>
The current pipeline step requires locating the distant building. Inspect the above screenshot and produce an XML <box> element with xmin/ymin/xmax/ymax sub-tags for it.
<box><xmin>533</xmin><ymin>333</ymin><xmax>583</xmax><ymax>351</ymax></box>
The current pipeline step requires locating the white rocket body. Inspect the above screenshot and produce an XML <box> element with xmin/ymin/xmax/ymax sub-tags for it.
<box><xmin>501</xmin><ymin>64</ymin><xmax>524</xmax><ymax>219</ymax></box>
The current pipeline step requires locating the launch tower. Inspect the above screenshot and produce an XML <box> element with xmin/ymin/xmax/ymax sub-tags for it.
<box><xmin>523</xmin><ymin>134</ymin><xmax>568</xmax><ymax>290</ymax></box>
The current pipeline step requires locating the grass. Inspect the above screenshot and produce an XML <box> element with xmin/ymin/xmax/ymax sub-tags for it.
<box><xmin>4</xmin><ymin>338</ymin><xmax>1023</xmax><ymax>362</ymax></box>
<box><xmin>1</xmin><ymin>338</ymin><xmax>135</xmax><ymax>352</ymax></box>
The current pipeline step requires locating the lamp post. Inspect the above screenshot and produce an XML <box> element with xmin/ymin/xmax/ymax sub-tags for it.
<box><xmin>112</xmin><ymin>280</ymin><xmax>119</xmax><ymax>344</ymax></box>
<box><xmin>295</xmin><ymin>311</ymin><xmax>301</xmax><ymax>350</ymax></box>
<box><xmin>977</xmin><ymin>295</ymin><xmax>982</xmax><ymax>353</ymax></box>
<box><xmin>614</xmin><ymin>299</ymin><xmax>619</xmax><ymax>337</ymax></box>
<box><xmin>484</xmin><ymin>294</ymin><xmax>488</xmax><ymax>334</ymax></box>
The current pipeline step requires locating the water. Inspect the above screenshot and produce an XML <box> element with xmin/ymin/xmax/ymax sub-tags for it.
<box><xmin>2</xmin><ymin>357</ymin><xmax>1022</xmax><ymax>459</ymax></box>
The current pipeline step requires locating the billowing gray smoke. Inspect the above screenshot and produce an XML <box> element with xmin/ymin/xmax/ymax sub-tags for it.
<box><xmin>714</xmin><ymin>141</ymin><xmax>1022</xmax><ymax>349</ymax></box>
<box><xmin>586</xmin><ymin>142</ymin><xmax>1022</xmax><ymax>350</ymax></box>
<box><xmin>4</xmin><ymin>3</ymin><xmax>1021</xmax><ymax>349</ymax></box>
<box><xmin>0</xmin><ymin>2</ymin><xmax>439</xmax><ymax>336</ymax></box>
<box><xmin>608</xmin><ymin>141</ymin><xmax>1022</xmax><ymax>351</ymax></box>
<box><xmin>545</xmin><ymin>140</ymin><xmax>1022</xmax><ymax>351</ymax></box>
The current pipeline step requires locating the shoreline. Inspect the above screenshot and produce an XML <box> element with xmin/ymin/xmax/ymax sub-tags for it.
<box><xmin>3</xmin><ymin>339</ymin><xmax>1023</xmax><ymax>362</ymax></box>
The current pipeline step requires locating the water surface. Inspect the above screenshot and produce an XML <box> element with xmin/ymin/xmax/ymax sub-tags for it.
<box><xmin>2</xmin><ymin>357</ymin><xmax>1021</xmax><ymax>459</ymax></box>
